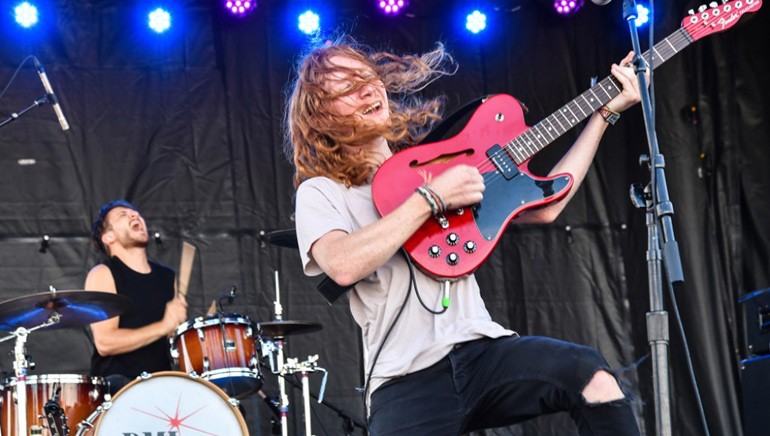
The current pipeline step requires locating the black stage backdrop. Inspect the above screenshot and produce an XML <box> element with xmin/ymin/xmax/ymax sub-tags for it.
<box><xmin>0</xmin><ymin>0</ymin><xmax>767</xmax><ymax>435</ymax></box>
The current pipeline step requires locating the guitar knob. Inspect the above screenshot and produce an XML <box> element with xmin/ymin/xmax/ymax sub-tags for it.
<box><xmin>446</xmin><ymin>252</ymin><xmax>459</xmax><ymax>265</ymax></box>
<box><xmin>464</xmin><ymin>241</ymin><xmax>477</xmax><ymax>253</ymax></box>
<box><xmin>446</xmin><ymin>233</ymin><xmax>459</xmax><ymax>246</ymax></box>
<box><xmin>428</xmin><ymin>245</ymin><xmax>441</xmax><ymax>258</ymax></box>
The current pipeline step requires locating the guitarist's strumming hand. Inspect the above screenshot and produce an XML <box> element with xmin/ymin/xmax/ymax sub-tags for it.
<box><xmin>427</xmin><ymin>164</ymin><xmax>485</xmax><ymax>211</ymax></box>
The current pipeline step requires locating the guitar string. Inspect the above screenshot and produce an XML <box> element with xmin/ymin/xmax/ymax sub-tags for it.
<box><xmin>470</xmin><ymin>25</ymin><xmax>704</xmax><ymax>191</ymax></box>
<box><xmin>474</xmin><ymin>6</ymin><xmax>751</xmax><ymax>186</ymax></box>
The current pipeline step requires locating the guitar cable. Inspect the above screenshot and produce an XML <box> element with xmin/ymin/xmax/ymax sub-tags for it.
<box><xmin>357</xmin><ymin>248</ymin><xmax>449</xmax><ymax>418</ymax></box>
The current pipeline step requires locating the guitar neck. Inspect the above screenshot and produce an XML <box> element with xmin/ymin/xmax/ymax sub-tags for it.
<box><xmin>506</xmin><ymin>27</ymin><xmax>693</xmax><ymax>165</ymax></box>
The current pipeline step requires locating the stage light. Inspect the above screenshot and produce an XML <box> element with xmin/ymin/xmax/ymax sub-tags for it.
<box><xmin>14</xmin><ymin>2</ymin><xmax>39</xmax><ymax>28</ymax></box>
<box><xmin>298</xmin><ymin>10</ymin><xmax>320</xmax><ymax>35</ymax></box>
<box><xmin>377</xmin><ymin>0</ymin><xmax>407</xmax><ymax>15</ymax></box>
<box><xmin>466</xmin><ymin>10</ymin><xmax>487</xmax><ymax>34</ymax></box>
<box><xmin>224</xmin><ymin>0</ymin><xmax>256</xmax><ymax>16</ymax></box>
<box><xmin>147</xmin><ymin>8</ymin><xmax>171</xmax><ymax>33</ymax></box>
<box><xmin>553</xmin><ymin>0</ymin><xmax>583</xmax><ymax>16</ymax></box>
<box><xmin>634</xmin><ymin>4</ymin><xmax>650</xmax><ymax>27</ymax></box>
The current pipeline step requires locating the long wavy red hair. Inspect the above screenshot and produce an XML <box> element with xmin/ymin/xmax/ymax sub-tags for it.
<box><xmin>284</xmin><ymin>38</ymin><xmax>455</xmax><ymax>188</ymax></box>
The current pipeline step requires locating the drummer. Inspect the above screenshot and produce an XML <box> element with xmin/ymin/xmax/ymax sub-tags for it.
<box><xmin>85</xmin><ymin>200</ymin><xmax>187</xmax><ymax>394</ymax></box>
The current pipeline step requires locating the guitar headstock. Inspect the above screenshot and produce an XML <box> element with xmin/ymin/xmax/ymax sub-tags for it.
<box><xmin>682</xmin><ymin>0</ymin><xmax>763</xmax><ymax>41</ymax></box>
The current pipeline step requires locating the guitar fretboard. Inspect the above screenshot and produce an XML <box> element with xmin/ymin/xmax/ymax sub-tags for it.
<box><xmin>505</xmin><ymin>27</ymin><xmax>694</xmax><ymax>165</ymax></box>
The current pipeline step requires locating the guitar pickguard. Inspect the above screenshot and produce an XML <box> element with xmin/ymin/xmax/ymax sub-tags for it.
<box><xmin>475</xmin><ymin>171</ymin><xmax>571</xmax><ymax>241</ymax></box>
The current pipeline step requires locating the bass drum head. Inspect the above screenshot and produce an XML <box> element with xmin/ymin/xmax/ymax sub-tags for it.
<box><xmin>94</xmin><ymin>371</ymin><xmax>248</xmax><ymax>435</ymax></box>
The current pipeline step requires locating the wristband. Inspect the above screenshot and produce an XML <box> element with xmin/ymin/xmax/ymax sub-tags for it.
<box><xmin>416</xmin><ymin>186</ymin><xmax>440</xmax><ymax>215</ymax></box>
<box><xmin>598</xmin><ymin>105</ymin><xmax>620</xmax><ymax>125</ymax></box>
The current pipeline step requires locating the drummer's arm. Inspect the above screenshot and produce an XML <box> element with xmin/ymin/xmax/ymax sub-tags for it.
<box><xmin>86</xmin><ymin>264</ymin><xmax>187</xmax><ymax>356</ymax></box>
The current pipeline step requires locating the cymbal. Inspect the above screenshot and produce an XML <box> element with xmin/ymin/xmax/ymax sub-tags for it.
<box><xmin>258</xmin><ymin>320</ymin><xmax>322</xmax><ymax>338</ymax></box>
<box><xmin>260</xmin><ymin>228</ymin><xmax>298</xmax><ymax>249</ymax></box>
<box><xmin>0</xmin><ymin>290</ymin><xmax>131</xmax><ymax>331</ymax></box>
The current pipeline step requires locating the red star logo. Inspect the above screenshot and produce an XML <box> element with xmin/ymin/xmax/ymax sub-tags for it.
<box><xmin>130</xmin><ymin>392</ymin><xmax>219</xmax><ymax>435</ymax></box>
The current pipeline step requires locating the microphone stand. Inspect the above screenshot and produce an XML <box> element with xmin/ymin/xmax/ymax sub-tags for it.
<box><xmin>0</xmin><ymin>94</ymin><xmax>51</xmax><ymax>130</ymax></box>
<box><xmin>623</xmin><ymin>1</ymin><xmax>684</xmax><ymax>435</ymax></box>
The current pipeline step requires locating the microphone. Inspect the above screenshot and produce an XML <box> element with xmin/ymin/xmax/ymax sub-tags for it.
<box><xmin>33</xmin><ymin>57</ymin><xmax>70</xmax><ymax>131</ymax></box>
<box><xmin>217</xmin><ymin>284</ymin><xmax>237</xmax><ymax>312</ymax></box>
<box><xmin>591</xmin><ymin>0</ymin><xmax>613</xmax><ymax>4</ymax></box>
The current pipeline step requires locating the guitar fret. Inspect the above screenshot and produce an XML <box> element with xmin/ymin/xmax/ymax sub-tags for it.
<box><xmin>664</xmin><ymin>38</ymin><xmax>678</xmax><ymax>53</ymax></box>
<box><xmin>652</xmin><ymin>46</ymin><xmax>664</xmax><ymax>63</ymax></box>
<box><xmin>598</xmin><ymin>82</ymin><xmax>613</xmax><ymax>99</ymax></box>
<box><xmin>523</xmin><ymin>130</ymin><xmax>542</xmax><ymax>153</ymax></box>
<box><xmin>531</xmin><ymin>125</ymin><xmax>548</xmax><ymax>148</ymax></box>
<box><xmin>531</xmin><ymin>128</ymin><xmax>546</xmax><ymax>150</ymax></box>
<box><xmin>572</xmin><ymin>100</ymin><xmax>589</xmax><ymax>118</ymax></box>
<box><xmin>588</xmin><ymin>89</ymin><xmax>602</xmax><ymax>106</ymax></box>
<box><xmin>510</xmin><ymin>139</ymin><xmax>527</xmax><ymax>162</ymax></box>
<box><xmin>581</xmin><ymin>94</ymin><xmax>597</xmax><ymax>111</ymax></box>
<box><xmin>563</xmin><ymin>106</ymin><xmax>578</xmax><ymax>126</ymax></box>
<box><xmin>551</xmin><ymin>113</ymin><xmax>567</xmax><ymax>132</ymax></box>
<box><xmin>541</xmin><ymin>119</ymin><xmax>556</xmax><ymax>141</ymax></box>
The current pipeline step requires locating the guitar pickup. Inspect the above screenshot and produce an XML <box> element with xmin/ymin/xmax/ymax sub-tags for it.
<box><xmin>486</xmin><ymin>144</ymin><xmax>519</xmax><ymax>180</ymax></box>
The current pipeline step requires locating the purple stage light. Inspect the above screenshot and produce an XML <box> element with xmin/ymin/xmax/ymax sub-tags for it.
<box><xmin>225</xmin><ymin>0</ymin><xmax>256</xmax><ymax>16</ymax></box>
<box><xmin>553</xmin><ymin>0</ymin><xmax>583</xmax><ymax>16</ymax></box>
<box><xmin>377</xmin><ymin>0</ymin><xmax>407</xmax><ymax>15</ymax></box>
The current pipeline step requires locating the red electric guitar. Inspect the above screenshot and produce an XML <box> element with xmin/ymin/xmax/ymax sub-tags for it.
<box><xmin>372</xmin><ymin>0</ymin><xmax>763</xmax><ymax>280</ymax></box>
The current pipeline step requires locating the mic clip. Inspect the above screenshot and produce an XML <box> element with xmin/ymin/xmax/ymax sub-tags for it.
<box><xmin>217</xmin><ymin>285</ymin><xmax>237</xmax><ymax>314</ymax></box>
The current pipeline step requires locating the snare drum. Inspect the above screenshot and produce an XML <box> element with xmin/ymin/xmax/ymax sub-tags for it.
<box><xmin>77</xmin><ymin>371</ymin><xmax>248</xmax><ymax>435</ymax></box>
<box><xmin>170</xmin><ymin>314</ymin><xmax>262</xmax><ymax>398</ymax></box>
<box><xmin>1</xmin><ymin>374</ymin><xmax>104</xmax><ymax>436</ymax></box>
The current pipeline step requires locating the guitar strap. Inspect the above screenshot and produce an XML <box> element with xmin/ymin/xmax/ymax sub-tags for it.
<box><xmin>421</xmin><ymin>94</ymin><xmax>490</xmax><ymax>144</ymax></box>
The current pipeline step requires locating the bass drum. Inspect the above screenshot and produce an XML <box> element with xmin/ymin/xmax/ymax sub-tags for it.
<box><xmin>1</xmin><ymin>374</ymin><xmax>104</xmax><ymax>436</ymax></box>
<box><xmin>78</xmin><ymin>371</ymin><xmax>248</xmax><ymax>436</ymax></box>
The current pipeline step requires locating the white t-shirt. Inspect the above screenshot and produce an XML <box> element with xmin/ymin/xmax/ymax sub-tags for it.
<box><xmin>295</xmin><ymin>176</ymin><xmax>515</xmax><ymax>394</ymax></box>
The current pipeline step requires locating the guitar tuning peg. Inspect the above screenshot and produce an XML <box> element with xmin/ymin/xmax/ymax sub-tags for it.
<box><xmin>709</xmin><ymin>2</ymin><xmax>718</xmax><ymax>7</ymax></box>
<box><xmin>698</xmin><ymin>4</ymin><xmax>708</xmax><ymax>12</ymax></box>
<box><xmin>688</xmin><ymin>8</ymin><xmax>695</xmax><ymax>14</ymax></box>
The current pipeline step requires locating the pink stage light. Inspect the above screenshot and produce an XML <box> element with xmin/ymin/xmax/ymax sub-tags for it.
<box><xmin>225</xmin><ymin>0</ymin><xmax>256</xmax><ymax>17</ymax></box>
<box><xmin>377</xmin><ymin>0</ymin><xmax>407</xmax><ymax>15</ymax></box>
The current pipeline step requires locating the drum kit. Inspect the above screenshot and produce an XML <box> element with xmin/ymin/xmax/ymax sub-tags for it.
<box><xmin>0</xmin><ymin>228</ymin><xmax>338</xmax><ymax>436</ymax></box>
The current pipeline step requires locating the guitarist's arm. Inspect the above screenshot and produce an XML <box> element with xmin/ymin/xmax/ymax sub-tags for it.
<box><xmin>517</xmin><ymin>51</ymin><xmax>643</xmax><ymax>224</ymax></box>
<box><xmin>308</xmin><ymin>164</ymin><xmax>485</xmax><ymax>286</ymax></box>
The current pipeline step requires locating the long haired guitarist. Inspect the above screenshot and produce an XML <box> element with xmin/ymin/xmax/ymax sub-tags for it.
<box><xmin>285</xmin><ymin>37</ymin><xmax>642</xmax><ymax>435</ymax></box>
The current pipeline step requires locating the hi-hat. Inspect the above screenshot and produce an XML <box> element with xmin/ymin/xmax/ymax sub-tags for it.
<box><xmin>260</xmin><ymin>228</ymin><xmax>298</xmax><ymax>249</ymax></box>
<box><xmin>0</xmin><ymin>290</ymin><xmax>131</xmax><ymax>331</ymax></box>
<box><xmin>259</xmin><ymin>320</ymin><xmax>321</xmax><ymax>338</ymax></box>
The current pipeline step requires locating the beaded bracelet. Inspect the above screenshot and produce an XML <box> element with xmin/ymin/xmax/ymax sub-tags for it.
<box><xmin>416</xmin><ymin>185</ymin><xmax>440</xmax><ymax>215</ymax></box>
<box><xmin>421</xmin><ymin>183</ymin><xmax>447</xmax><ymax>213</ymax></box>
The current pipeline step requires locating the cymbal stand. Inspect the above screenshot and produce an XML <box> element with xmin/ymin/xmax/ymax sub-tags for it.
<box><xmin>282</xmin><ymin>355</ymin><xmax>328</xmax><ymax>436</ymax></box>
<box><xmin>0</xmin><ymin>312</ymin><xmax>61</xmax><ymax>436</ymax></box>
<box><xmin>272</xmin><ymin>270</ymin><xmax>289</xmax><ymax>436</ymax></box>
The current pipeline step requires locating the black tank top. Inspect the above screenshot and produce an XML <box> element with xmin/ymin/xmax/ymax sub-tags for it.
<box><xmin>90</xmin><ymin>256</ymin><xmax>175</xmax><ymax>379</ymax></box>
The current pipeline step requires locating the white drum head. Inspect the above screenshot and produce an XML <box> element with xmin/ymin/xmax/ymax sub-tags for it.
<box><xmin>94</xmin><ymin>371</ymin><xmax>247</xmax><ymax>435</ymax></box>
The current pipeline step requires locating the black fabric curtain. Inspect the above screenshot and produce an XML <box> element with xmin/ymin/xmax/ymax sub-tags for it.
<box><xmin>0</xmin><ymin>0</ymin><xmax>767</xmax><ymax>434</ymax></box>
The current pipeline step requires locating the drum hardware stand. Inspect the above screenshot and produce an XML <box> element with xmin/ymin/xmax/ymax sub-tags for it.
<box><xmin>0</xmin><ymin>312</ymin><xmax>61</xmax><ymax>436</ymax></box>
<box><xmin>271</xmin><ymin>270</ymin><xmax>290</xmax><ymax>436</ymax></box>
<box><xmin>281</xmin><ymin>355</ymin><xmax>328</xmax><ymax>436</ymax></box>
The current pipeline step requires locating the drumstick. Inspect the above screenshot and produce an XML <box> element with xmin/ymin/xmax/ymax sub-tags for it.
<box><xmin>178</xmin><ymin>241</ymin><xmax>196</xmax><ymax>298</ymax></box>
<box><xmin>206</xmin><ymin>299</ymin><xmax>217</xmax><ymax>315</ymax></box>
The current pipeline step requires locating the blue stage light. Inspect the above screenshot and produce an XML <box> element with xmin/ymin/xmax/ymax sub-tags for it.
<box><xmin>298</xmin><ymin>10</ymin><xmax>320</xmax><ymax>35</ymax></box>
<box><xmin>14</xmin><ymin>2</ymin><xmax>39</xmax><ymax>28</ymax></box>
<box><xmin>634</xmin><ymin>4</ymin><xmax>650</xmax><ymax>27</ymax></box>
<box><xmin>148</xmin><ymin>7</ymin><xmax>171</xmax><ymax>33</ymax></box>
<box><xmin>466</xmin><ymin>10</ymin><xmax>487</xmax><ymax>34</ymax></box>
